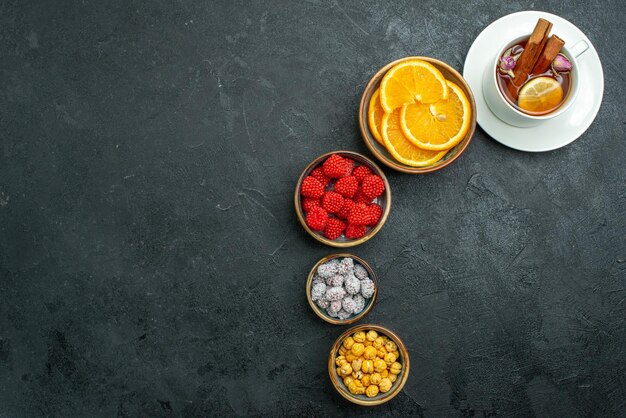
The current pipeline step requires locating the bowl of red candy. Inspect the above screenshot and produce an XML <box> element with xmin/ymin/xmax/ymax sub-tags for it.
<box><xmin>294</xmin><ymin>151</ymin><xmax>391</xmax><ymax>247</ymax></box>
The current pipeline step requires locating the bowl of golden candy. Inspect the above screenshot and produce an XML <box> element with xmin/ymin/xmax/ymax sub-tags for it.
<box><xmin>328</xmin><ymin>324</ymin><xmax>409</xmax><ymax>406</ymax></box>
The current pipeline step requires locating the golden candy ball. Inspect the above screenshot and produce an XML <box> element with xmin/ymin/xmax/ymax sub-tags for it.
<box><xmin>353</xmin><ymin>331</ymin><xmax>366</xmax><ymax>343</ymax></box>
<box><xmin>365</xmin><ymin>385</ymin><xmax>379</xmax><ymax>398</ymax></box>
<box><xmin>366</xmin><ymin>330</ymin><xmax>378</xmax><ymax>341</ymax></box>
<box><xmin>374</xmin><ymin>358</ymin><xmax>387</xmax><ymax>373</ymax></box>
<box><xmin>364</xmin><ymin>346</ymin><xmax>377</xmax><ymax>360</ymax></box>
<box><xmin>385</xmin><ymin>340</ymin><xmax>397</xmax><ymax>352</ymax></box>
<box><xmin>352</xmin><ymin>370</ymin><xmax>363</xmax><ymax>379</ymax></box>
<box><xmin>361</xmin><ymin>374</ymin><xmax>371</xmax><ymax>387</ymax></box>
<box><xmin>388</xmin><ymin>374</ymin><xmax>397</xmax><ymax>383</ymax></box>
<box><xmin>390</xmin><ymin>362</ymin><xmax>402</xmax><ymax>375</ymax></box>
<box><xmin>384</xmin><ymin>352</ymin><xmax>397</xmax><ymax>365</ymax></box>
<box><xmin>351</xmin><ymin>358</ymin><xmax>362</xmax><ymax>372</ymax></box>
<box><xmin>351</xmin><ymin>343</ymin><xmax>365</xmax><ymax>357</ymax></box>
<box><xmin>362</xmin><ymin>359</ymin><xmax>374</xmax><ymax>374</ymax></box>
<box><xmin>336</xmin><ymin>355</ymin><xmax>346</xmax><ymax>367</ymax></box>
<box><xmin>370</xmin><ymin>372</ymin><xmax>382</xmax><ymax>385</ymax></box>
<box><xmin>373</xmin><ymin>336</ymin><xmax>385</xmax><ymax>349</ymax></box>
<box><xmin>347</xmin><ymin>379</ymin><xmax>364</xmax><ymax>395</ymax></box>
<box><xmin>342</xmin><ymin>336</ymin><xmax>355</xmax><ymax>350</ymax></box>
<box><xmin>340</xmin><ymin>363</ymin><xmax>353</xmax><ymax>377</ymax></box>
<box><xmin>379</xmin><ymin>378</ymin><xmax>392</xmax><ymax>393</ymax></box>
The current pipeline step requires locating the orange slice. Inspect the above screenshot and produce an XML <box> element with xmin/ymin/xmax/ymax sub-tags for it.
<box><xmin>367</xmin><ymin>89</ymin><xmax>385</xmax><ymax>145</ymax></box>
<box><xmin>517</xmin><ymin>76</ymin><xmax>563</xmax><ymax>114</ymax></box>
<box><xmin>381</xmin><ymin>108</ymin><xmax>448</xmax><ymax>167</ymax></box>
<box><xmin>400</xmin><ymin>80</ymin><xmax>471</xmax><ymax>151</ymax></box>
<box><xmin>380</xmin><ymin>59</ymin><xmax>448</xmax><ymax>113</ymax></box>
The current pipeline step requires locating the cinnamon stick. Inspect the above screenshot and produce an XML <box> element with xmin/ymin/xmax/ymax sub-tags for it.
<box><xmin>512</xmin><ymin>18</ymin><xmax>553</xmax><ymax>89</ymax></box>
<box><xmin>532</xmin><ymin>35</ymin><xmax>565</xmax><ymax>74</ymax></box>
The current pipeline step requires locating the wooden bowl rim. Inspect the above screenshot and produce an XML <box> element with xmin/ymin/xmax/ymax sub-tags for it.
<box><xmin>328</xmin><ymin>323</ymin><xmax>411</xmax><ymax>406</ymax></box>
<box><xmin>306</xmin><ymin>253</ymin><xmax>378</xmax><ymax>325</ymax></box>
<box><xmin>294</xmin><ymin>151</ymin><xmax>391</xmax><ymax>247</ymax></box>
<box><xmin>358</xmin><ymin>56</ymin><xmax>477</xmax><ymax>174</ymax></box>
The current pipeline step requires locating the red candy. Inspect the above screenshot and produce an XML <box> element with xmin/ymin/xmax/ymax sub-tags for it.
<box><xmin>321</xmin><ymin>191</ymin><xmax>344</xmax><ymax>214</ymax></box>
<box><xmin>361</xmin><ymin>175</ymin><xmax>385</xmax><ymax>199</ymax></box>
<box><xmin>306</xmin><ymin>206</ymin><xmax>328</xmax><ymax>231</ymax></box>
<box><xmin>300</xmin><ymin>176</ymin><xmax>324</xmax><ymax>198</ymax></box>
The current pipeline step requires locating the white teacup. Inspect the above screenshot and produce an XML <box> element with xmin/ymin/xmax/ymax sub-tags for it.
<box><xmin>482</xmin><ymin>36</ymin><xmax>589</xmax><ymax>127</ymax></box>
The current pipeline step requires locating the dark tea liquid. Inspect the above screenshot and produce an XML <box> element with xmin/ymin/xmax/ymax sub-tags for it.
<box><xmin>496</xmin><ymin>40</ymin><xmax>571</xmax><ymax>116</ymax></box>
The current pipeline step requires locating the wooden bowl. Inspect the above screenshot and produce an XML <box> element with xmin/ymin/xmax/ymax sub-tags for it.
<box><xmin>294</xmin><ymin>151</ymin><xmax>391</xmax><ymax>247</ymax></box>
<box><xmin>306</xmin><ymin>253</ymin><xmax>378</xmax><ymax>325</ymax></box>
<box><xmin>328</xmin><ymin>324</ymin><xmax>410</xmax><ymax>406</ymax></box>
<box><xmin>358</xmin><ymin>56</ymin><xmax>477</xmax><ymax>173</ymax></box>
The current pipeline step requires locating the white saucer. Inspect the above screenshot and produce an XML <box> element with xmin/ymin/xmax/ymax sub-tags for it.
<box><xmin>463</xmin><ymin>11</ymin><xmax>603</xmax><ymax>152</ymax></box>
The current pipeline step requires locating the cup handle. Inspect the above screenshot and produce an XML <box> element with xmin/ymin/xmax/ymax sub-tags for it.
<box><xmin>570</xmin><ymin>39</ymin><xmax>589</xmax><ymax>58</ymax></box>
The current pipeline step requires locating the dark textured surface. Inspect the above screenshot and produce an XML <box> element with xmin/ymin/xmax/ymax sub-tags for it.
<box><xmin>1</xmin><ymin>0</ymin><xmax>625</xmax><ymax>416</ymax></box>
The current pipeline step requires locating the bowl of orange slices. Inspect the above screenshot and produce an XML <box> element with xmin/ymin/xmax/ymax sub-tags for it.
<box><xmin>359</xmin><ymin>57</ymin><xmax>476</xmax><ymax>173</ymax></box>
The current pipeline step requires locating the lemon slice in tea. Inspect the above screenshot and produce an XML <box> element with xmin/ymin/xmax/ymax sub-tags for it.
<box><xmin>518</xmin><ymin>76</ymin><xmax>563</xmax><ymax>114</ymax></box>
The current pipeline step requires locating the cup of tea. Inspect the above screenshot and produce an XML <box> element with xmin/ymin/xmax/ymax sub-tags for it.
<box><xmin>482</xmin><ymin>19</ymin><xmax>589</xmax><ymax>128</ymax></box>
